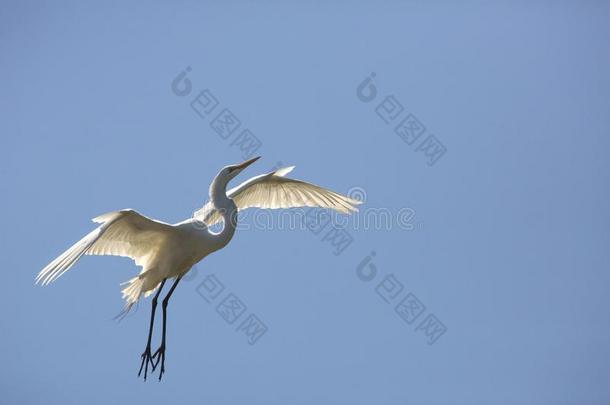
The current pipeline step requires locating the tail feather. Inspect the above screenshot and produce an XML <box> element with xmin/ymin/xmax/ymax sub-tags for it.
<box><xmin>121</xmin><ymin>275</ymin><xmax>145</xmax><ymax>307</ymax></box>
<box><xmin>113</xmin><ymin>275</ymin><xmax>146</xmax><ymax>320</ymax></box>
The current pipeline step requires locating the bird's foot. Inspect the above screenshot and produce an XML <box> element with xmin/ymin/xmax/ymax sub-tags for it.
<box><xmin>138</xmin><ymin>346</ymin><xmax>156</xmax><ymax>381</ymax></box>
<box><xmin>151</xmin><ymin>344</ymin><xmax>166</xmax><ymax>381</ymax></box>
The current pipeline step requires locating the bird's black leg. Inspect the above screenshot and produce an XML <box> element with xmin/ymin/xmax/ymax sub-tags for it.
<box><xmin>138</xmin><ymin>278</ymin><xmax>166</xmax><ymax>380</ymax></box>
<box><xmin>152</xmin><ymin>276</ymin><xmax>181</xmax><ymax>381</ymax></box>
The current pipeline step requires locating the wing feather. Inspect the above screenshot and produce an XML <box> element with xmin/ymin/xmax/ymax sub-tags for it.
<box><xmin>194</xmin><ymin>167</ymin><xmax>362</xmax><ymax>226</ymax></box>
<box><xmin>36</xmin><ymin>209</ymin><xmax>173</xmax><ymax>286</ymax></box>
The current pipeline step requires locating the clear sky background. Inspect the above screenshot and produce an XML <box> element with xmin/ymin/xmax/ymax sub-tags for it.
<box><xmin>1</xmin><ymin>1</ymin><xmax>609</xmax><ymax>404</ymax></box>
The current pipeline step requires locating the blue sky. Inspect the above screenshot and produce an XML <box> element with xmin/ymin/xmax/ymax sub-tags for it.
<box><xmin>1</xmin><ymin>1</ymin><xmax>609</xmax><ymax>404</ymax></box>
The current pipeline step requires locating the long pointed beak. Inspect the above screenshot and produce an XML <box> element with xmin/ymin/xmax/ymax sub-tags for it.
<box><xmin>235</xmin><ymin>156</ymin><xmax>260</xmax><ymax>170</ymax></box>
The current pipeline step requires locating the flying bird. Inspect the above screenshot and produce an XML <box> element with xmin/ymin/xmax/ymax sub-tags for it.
<box><xmin>36</xmin><ymin>157</ymin><xmax>361</xmax><ymax>380</ymax></box>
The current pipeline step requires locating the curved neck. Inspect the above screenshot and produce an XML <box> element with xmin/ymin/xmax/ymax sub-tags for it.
<box><xmin>209</xmin><ymin>174</ymin><xmax>238</xmax><ymax>244</ymax></box>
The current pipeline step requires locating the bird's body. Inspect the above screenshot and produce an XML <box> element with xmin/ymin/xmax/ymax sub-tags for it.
<box><xmin>36</xmin><ymin>209</ymin><xmax>227</xmax><ymax>307</ymax></box>
<box><xmin>36</xmin><ymin>157</ymin><xmax>361</xmax><ymax>380</ymax></box>
<box><xmin>113</xmin><ymin>212</ymin><xmax>229</xmax><ymax>305</ymax></box>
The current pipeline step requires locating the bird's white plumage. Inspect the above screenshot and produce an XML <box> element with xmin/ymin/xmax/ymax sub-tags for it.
<box><xmin>37</xmin><ymin>162</ymin><xmax>361</xmax><ymax>310</ymax></box>
<box><xmin>36</xmin><ymin>209</ymin><xmax>176</xmax><ymax>306</ymax></box>
<box><xmin>87</xmin><ymin>210</ymin><xmax>172</xmax><ymax>267</ymax></box>
<box><xmin>195</xmin><ymin>166</ymin><xmax>361</xmax><ymax>226</ymax></box>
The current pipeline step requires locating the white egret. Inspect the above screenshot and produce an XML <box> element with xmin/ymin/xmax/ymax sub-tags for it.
<box><xmin>36</xmin><ymin>156</ymin><xmax>361</xmax><ymax>380</ymax></box>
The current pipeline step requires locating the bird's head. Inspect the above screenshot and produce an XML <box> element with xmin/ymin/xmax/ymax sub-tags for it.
<box><xmin>219</xmin><ymin>156</ymin><xmax>260</xmax><ymax>182</ymax></box>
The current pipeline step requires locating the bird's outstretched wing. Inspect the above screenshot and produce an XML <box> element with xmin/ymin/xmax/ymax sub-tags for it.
<box><xmin>195</xmin><ymin>167</ymin><xmax>362</xmax><ymax>226</ymax></box>
<box><xmin>36</xmin><ymin>209</ymin><xmax>173</xmax><ymax>286</ymax></box>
